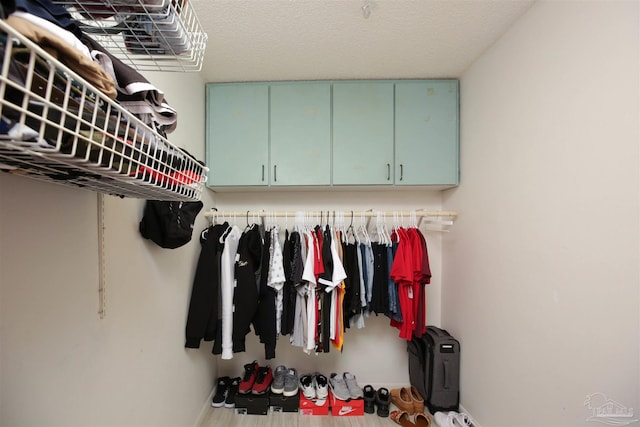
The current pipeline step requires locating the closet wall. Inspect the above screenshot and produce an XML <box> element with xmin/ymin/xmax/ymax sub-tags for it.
<box><xmin>443</xmin><ymin>1</ymin><xmax>639</xmax><ymax>426</ymax></box>
<box><xmin>0</xmin><ymin>71</ymin><xmax>217</xmax><ymax>427</ymax></box>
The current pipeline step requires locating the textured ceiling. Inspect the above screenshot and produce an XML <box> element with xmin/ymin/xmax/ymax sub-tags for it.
<box><xmin>190</xmin><ymin>0</ymin><xmax>535</xmax><ymax>83</ymax></box>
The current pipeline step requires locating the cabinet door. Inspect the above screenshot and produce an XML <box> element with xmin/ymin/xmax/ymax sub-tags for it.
<box><xmin>332</xmin><ymin>82</ymin><xmax>394</xmax><ymax>185</ymax></box>
<box><xmin>395</xmin><ymin>81</ymin><xmax>459</xmax><ymax>185</ymax></box>
<box><xmin>270</xmin><ymin>83</ymin><xmax>331</xmax><ymax>186</ymax></box>
<box><xmin>206</xmin><ymin>84</ymin><xmax>269</xmax><ymax>186</ymax></box>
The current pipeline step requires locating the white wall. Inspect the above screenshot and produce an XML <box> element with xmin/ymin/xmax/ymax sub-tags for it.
<box><xmin>0</xmin><ymin>72</ymin><xmax>216</xmax><ymax>427</ymax></box>
<box><xmin>443</xmin><ymin>1</ymin><xmax>639</xmax><ymax>426</ymax></box>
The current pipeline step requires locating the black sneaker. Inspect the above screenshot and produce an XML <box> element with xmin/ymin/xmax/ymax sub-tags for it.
<box><xmin>211</xmin><ymin>376</ymin><xmax>230</xmax><ymax>407</ymax></box>
<box><xmin>224</xmin><ymin>377</ymin><xmax>240</xmax><ymax>408</ymax></box>
<box><xmin>376</xmin><ymin>387</ymin><xmax>391</xmax><ymax>417</ymax></box>
<box><xmin>363</xmin><ymin>384</ymin><xmax>376</xmax><ymax>414</ymax></box>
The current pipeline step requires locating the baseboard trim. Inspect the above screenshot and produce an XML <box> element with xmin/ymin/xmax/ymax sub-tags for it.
<box><xmin>459</xmin><ymin>404</ymin><xmax>481</xmax><ymax>427</ymax></box>
<box><xmin>192</xmin><ymin>387</ymin><xmax>215</xmax><ymax>427</ymax></box>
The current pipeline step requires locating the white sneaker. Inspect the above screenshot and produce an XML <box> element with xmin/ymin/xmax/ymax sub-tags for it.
<box><xmin>299</xmin><ymin>374</ymin><xmax>316</xmax><ymax>399</ymax></box>
<box><xmin>314</xmin><ymin>373</ymin><xmax>329</xmax><ymax>400</ymax></box>
<box><xmin>453</xmin><ymin>412</ymin><xmax>475</xmax><ymax>427</ymax></box>
<box><xmin>434</xmin><ymin>411</ymin><xmax>456</xmax><ymax>427</ymax></box>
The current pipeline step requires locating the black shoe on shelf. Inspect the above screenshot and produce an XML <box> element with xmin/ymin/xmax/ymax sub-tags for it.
<box><xmin>211</xmin><ymin>376</ymin><xmax>230</xmax><ymax>408</ymax></box>
<box><xmin>224</xmin><ymin>377</ymin><xmax>241</xmax><ymax>408</ymax></box>
<box><xmin>363</xmin><ymin>384</ymin><xmax>376</xmax><ymax>414</ymax></box>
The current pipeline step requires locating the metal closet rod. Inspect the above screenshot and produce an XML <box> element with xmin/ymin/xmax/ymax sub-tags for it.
<box><xmin>203</xmin><ymin>209</ymin><xmax>457</xmax><ymax>219</ymax></box>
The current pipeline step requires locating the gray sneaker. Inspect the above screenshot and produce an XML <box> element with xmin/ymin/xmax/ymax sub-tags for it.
<box><xmin>329</xmin><ymin>372</ymin><xmax>351</xmax><ymax>401</ymax></box>
<box><xmin>271</xmin><ymin>365</ymin><xmax>287</xmax><ymax>394</ymax></box>
<box><xmin>283</xmin><ymin>368</ymin><xmax>299</xmax><ymax>397</ymax></box>
<box><xmin>343</xmin><ymin>372</ymin><xmax>363</xmax><ymax>399</ymax></box>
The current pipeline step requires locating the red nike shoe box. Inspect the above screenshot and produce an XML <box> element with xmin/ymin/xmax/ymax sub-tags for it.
<box><xmin>299</xmin><ymin>393</ymin><xmax>329</xmax><ymax>415</ymax></box>
<box><xmin>329</xmin><ymin>392</ymin><xmax>364</xmax><ymax>416</ymax></box>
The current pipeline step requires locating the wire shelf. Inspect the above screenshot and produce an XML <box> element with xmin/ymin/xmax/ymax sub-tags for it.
<box><xmin>52</xmin><ymin>0</ymin><xmax>207</xmax><ymax>72</ymax></box>
<box><xmin>0</xmin><ymin>19</ymin><xmax>208</xmax><ymax>201</ymax></box>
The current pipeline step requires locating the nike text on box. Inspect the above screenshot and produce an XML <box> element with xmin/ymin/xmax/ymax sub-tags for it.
<box><xmin>329</xmin><ymin>391</ymin><xmax>364</xmax><ymax>416</ymax></box>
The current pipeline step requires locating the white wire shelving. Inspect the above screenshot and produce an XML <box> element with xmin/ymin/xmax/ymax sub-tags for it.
<box><xmin>0</xmin><ymin>19</ymin><xmax>208</xmax><ymax>201</ymax></box>
<box><xmin>52</xmin><ymin>0</ymin><xmax>207</xmax><ymax>72</ymax></box>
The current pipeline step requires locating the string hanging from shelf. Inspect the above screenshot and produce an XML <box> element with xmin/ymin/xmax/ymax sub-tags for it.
<box><xmin>204</xmin><ymin>209</ymin><xmax>457</xmax><ymax>232</ymax></box>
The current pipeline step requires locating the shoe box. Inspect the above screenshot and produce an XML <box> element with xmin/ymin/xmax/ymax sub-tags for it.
<box><xmin>299</xmin><ymin>393</ymin><xmax>329</xmax><ymax>415</ymax></box>
<box><xmin>234</xmin><ymin>393</ymin><xmax>269</xmax><ymax>415</ymax></box>
<box><xmin>329</xmin><ymin>391</ymin><xmax>364</xmax><ymax>416</ymax></box>
<box><xmin>269</xmin><ymin>391</ymin><xmax>299</xmax><ymax>413</ymax></box>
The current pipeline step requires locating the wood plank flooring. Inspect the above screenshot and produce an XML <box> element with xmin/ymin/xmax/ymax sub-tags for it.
<box><xmin>198</xmin><ymin>407</ymin><xmax>400</xmax><ymax>427</ymax></box>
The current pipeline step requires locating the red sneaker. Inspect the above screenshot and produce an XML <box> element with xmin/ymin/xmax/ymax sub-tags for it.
<box><xmin>238</xmin><ymin>361</ymin><xmax>259</xmax><ymax>394</ymax></box>
<box><xmin>251</xmin><ymin>366</ymin><xmax>273</xmax><ymax>395</ymax></box>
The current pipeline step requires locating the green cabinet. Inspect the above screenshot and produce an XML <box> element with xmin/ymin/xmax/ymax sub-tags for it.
<box><xmin>206</xmin><ymin>80</ymin><xmax>459</xmax><ymax>189</ymax></box>
<box><xmin>206</xmin><ymin>83</ymin><xmax>268</xmax><ymax>186</ymax></box>
<box><xmin>270</xmin><ymin>83</ymin><xmax>331</xmax><ymax>186</ymax></box>
<box><xmin>332</xmin><ymin>82</ymin><xmax>395</xmax><ymax>185</ymax></box>
<box><xmin>395</xmin><ymin>80</ymin><xmax>459</xmax><ymax>186</ymax></box>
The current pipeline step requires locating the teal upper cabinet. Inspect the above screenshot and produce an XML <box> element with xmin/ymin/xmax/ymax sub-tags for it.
<box><xmin>206</xmin><ymin>80</ymin><xmax>459</xmax><ymax>189</ymax></box>
<box><xmin>332</xmin><ymin>82</ymin><xmax>395</xmax><ymax>185</ymax></box>
<box><xmin>395</xmin><ymin>80</ymin><xmax>459</xmax><ymax>186</ymax></box>
<box><xmin>206</xmin><ymin>83</ymin><xmax>269</xmax><ymax>186</ymax></box>
<box><xmin>270</xmin><ymin>83</ymin><xmax>331</xmax><ymax>186</ymax></box>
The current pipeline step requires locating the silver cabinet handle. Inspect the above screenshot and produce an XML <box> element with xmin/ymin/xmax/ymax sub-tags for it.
<box><xmin>400</xmin><ymin>164</ymin><xmax>404</xmax><ymax>181</ymax></box>
<box><xmin>387</xmin><ymin>163</ymin><xmax>391</xmax><ymax>181</ymax></box>
<box><xmin>274</xmin><ymin>165</ymin><xmax>277</xmax><ymax>182</ymax></box>
<box><xmin>262</xmin><ymin>165</ymin><xmax>265</xmax><ymax>182</ymax></box>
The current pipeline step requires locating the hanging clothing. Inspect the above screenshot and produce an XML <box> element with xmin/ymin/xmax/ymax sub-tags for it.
<box><xmin>220</xmin><ymin>225</ymin><xmax>241</xmax><ymax>360</ymax></box>
<box><xmin>232</xmin><ymin>224</ymin><xmax>262</xmax><ymax>354</ymax></box>
<box><xmin>185</xmin><ymin>222</ymin><xmax>228</xmax><ymax>349</ymax></box>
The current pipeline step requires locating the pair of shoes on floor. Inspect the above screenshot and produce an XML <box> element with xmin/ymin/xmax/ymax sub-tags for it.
<box><xmin>299</xmin><ymin>372</ymin><xmax>329</xmax><ymax>403</ymax></box>
<box><xmin>363</xmin><ymin>385</ymin><xmax>391</xmax><ymax>417</ymax></box>
<box><xmin>238</xmin><ymin>360</ymin><xmax>273</xmax><ymax>395</ymax></box>
<box><xmin>391</xmin><ymin>410</ymin><xmax>431</xmax><ymax>427</ymax></box>
<box><xmin>271</xmin><ymin>365</ymin><xmax>300</xmax><ymax>397</ymax></box>
<box><xmin>434</xmin><ymin>411</ymin><xmax>475</xmax><ymax>427</ymax></box>
<box><xmin>329</xmin><ymin>372</ymin><xmax>363</xmax><ymax>400</ymax></box>
<box><xmin>391</xmin><ymin>385</ymin><xmax>425</xmax><ymax>415</ymax></box>
<box><xmin>211</xmin><ymin>376</ymin><xmax>240</xmax><ymax>408</ymax></box>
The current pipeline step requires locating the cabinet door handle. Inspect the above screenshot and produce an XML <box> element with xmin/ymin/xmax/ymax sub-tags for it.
<box><xmin>400</xmin><ymin>164</ymin><xmax>404</xmax><ymax>181</ymax></box>
<box><xmin>387</xmin><ymin>163</ymin><xmax>391</xmax><ymax>181</ymax></box>
<box><xmin>274</xmin><ymin>165</ymin><xmax>277</xmax><ymax>182</ymax></box>
<box><xmin>262</xmin><ymin>165</ymin><xmax>265</xmax><ymax>182</ymax></box>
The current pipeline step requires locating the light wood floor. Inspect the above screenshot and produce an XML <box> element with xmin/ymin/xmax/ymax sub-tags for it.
<box><xmin>198</xmin><ymin>407</ymin><xmax>403</xmax><ymax>427</ymax></box>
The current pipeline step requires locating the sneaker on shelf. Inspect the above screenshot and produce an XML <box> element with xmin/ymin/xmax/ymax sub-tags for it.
<box><xmin>211</xmin><ymin>376</ymin><xmax>230</xmax><ymax>407</ymax></box>
<box><xmin>224</xmin><ymin>377</ymin><xmax>240</xmax><ymax>408</ymax></box>
<box><xmin>283</xmin><ymin>367</ymin><xmax>299</xmax><ymax>397</ymax></box>
<box><xmin>251</xmin><ymin>366</ymin><xmax>273</xmax><ymax>395</ymax></box>
<box><xmin>299</xmin><ymin>374</ymin><xmax>316</xmax><ymax>399</ymax></box>
<box><xmin>271</xmin><ymin>365</ymin><xmax>287</xmax><ymax>394</ymax></box>
<box><xmin>343</xmin><ymin>372</ymin><xmax>363</xmax><ymax>399</ymax></box>
<box><xmin>363</xmin><ymin>384</ymin><xmax>376</xmax><ymax>414</ymax></box>
<box><xmin>238</xmin><ymin>360</ymin><xmax>259</xmax><ymax>394</ymax></box>
<box><xmin>314</xmin><ymin>373</ymin><xmax>329</xmax><ymax>400</ymax></box>
<box><xmin>329</xmin><ymin>372</ymin><xmax>351</xmax><ymax>401</ymax></box>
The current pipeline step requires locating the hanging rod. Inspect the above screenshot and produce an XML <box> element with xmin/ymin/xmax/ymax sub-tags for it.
<box><xmin>204</xmin><ymin>209</ymin><xmax>457</xmax><ymax>219</ymax></box>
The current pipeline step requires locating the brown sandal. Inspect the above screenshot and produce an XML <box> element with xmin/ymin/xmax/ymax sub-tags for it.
<box><xmin>414</xmin><ymin>412</ymin><xmax>431</xmax><ymax>427</ymax></box>
<box><xmin>391</xmin><ymin>410</ymin><xmax>415</xmax><ymax>427</ymax></box>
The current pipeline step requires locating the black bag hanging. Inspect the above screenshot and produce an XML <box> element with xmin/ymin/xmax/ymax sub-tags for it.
<box><xmin>139</xmin><ymin>200</ymin><xmax>203</xmax><ymax>249</ymax></box>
